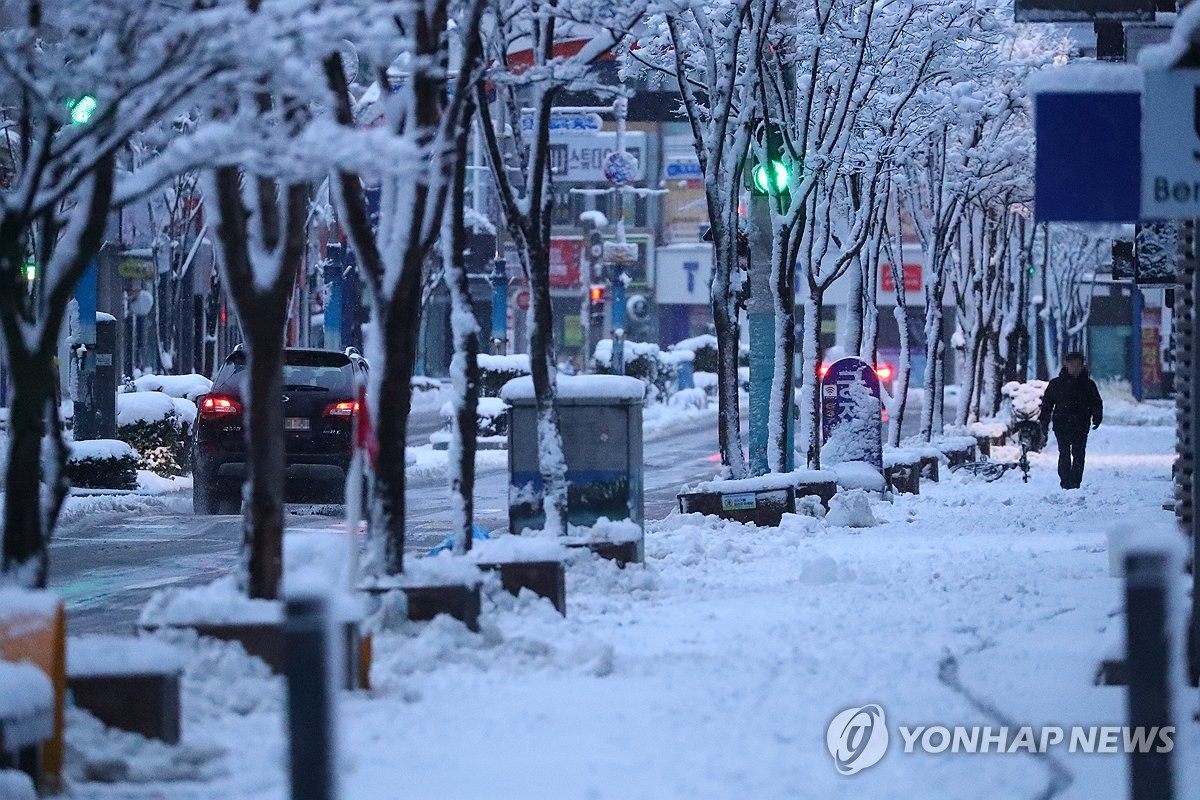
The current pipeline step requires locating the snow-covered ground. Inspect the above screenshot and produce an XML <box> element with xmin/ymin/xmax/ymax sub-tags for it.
<box><xmin>59</xmin><ymin>422</ymin><xmax>1198</xmax><ymax>799</ymax></box>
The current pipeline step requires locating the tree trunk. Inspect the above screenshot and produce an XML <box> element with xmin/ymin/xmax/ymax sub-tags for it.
<box><xmin>526</xmin><ymin>235</ymin><xmax>568</xmax><ymax>535</ymax></box>
<box><xmin>1</xmin><ymin>354</ymin><xmax>54</xmax><ymax>587</ymax></box>
<box><xmin>243</xmin><ymin>328</ymin><xmax>286</xmax><ymax>599</ymax></box>
<box><xmin>843</xmin><ymin>257</ymin><xmax>864</xmax><ymax>357</ymax></box>
<box><xmin>372</xmin><ymin>295</ymin><xmax>419</xmax><ymax>574</ymax></box>
<box><xmin>920</xmin><ymin>300</ymin><xmax>943</xmax><ymax>441</ymax></box>
<box><xmin>889</xmin><ymin>302</ymin><xmax>911</xmax><ymax>448</ymax></box>
<box><xmin>711</xmin><ymin>232</ymin><xmax>746</xmax><ymax>479</ymax></box>
<box><xmin>801</xmin><ymin>291</ymin><xmax>823</xmax><ymax>468</ymax></box>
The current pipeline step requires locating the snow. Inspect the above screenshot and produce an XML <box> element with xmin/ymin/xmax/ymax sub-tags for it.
<box><xmin>882</xmin><ymin>448</ymin><xmax>923</xmax><ymax>468</ymax></box>
<box><xmin>0</xmin><ymin>586</ymin><xmax>61</xmax><ymax>626</ymax></box>
<box><xmin>69</xmin><ymin>635</ymin><xmax>186</xmax><ymax>677</ymax></box>
<box><xmin>439</xmin><ymin>396</ymin><xmax>509</xmax><ymax>421</ymax></box>
<box><xmin>592</xmin><ymin>338</ymin><xmax>664</xmax><ymax>369</ymax></box>
<box><xmin>824</xmin><ymin>489</ymin><xmax>880</xmax><ymax>528</ymax></box>
<box><xmin>95</xmin><ymin>312</ymin><xmax>117</xmax><ymax>323</ymax></box>
<box><xmin>0</xmin><ymin>771</ymin><xmax>36</xmax><ymax>800</ymax></box>
<box><xmin>477</xmin><ymin>353</ymin><xmax>531</xmax><ymax>373</ymax></box>
<box><xmin>172</xmin><ymin>397</ymin><xmax>198</xmax><ymax>427</ymax></box>
<box><xmin>830</xmin><ymin>462</ymin><xmax>886</xmax><ymax>492</ymax></box>
<box><xmin>131</xmin><ymin>374</ymin><xmax>213</xmax><ymax>402</ymax></box>
<box><xmin>468</xmin><ymin>535</ymin><xmax>566</xmax><ymax>564</ymax></box>
<box><xmin>0</xmin><ymin>660</ymin><xmax>53</xmax><ymax>720</ymax></box>
<box><xmin>117</xmin><ymin>391</ymin><xmax>176</xmax><ymax>426</ymax></box>
<box><xmin>69</xmin><ymin>439</ymin><xmax>137</xmax><ymax>462</ymax></box>
<box><xmin>564</xmin><ymin>517</ymin><xmax>641</xmax><ymax>544</ymax></box>
<box><xmin>1026</xmin><ymin>62</ymin><xmax>1142</xmax><ymax>94</ymax></box>
<box><xmin>361</xmin><ymin>554</ymin><xmax>484</xmax><ymax>590</ymax></box>
<box><xmin>59</xmin><ymin>425</ymin><xmax>1200</xmax><ymax>798</ymax></box>
<box><xmin>579</xmin><ymin>210</ymin><xmax>609</xmax><ymax>228</ymax></box>
<box><xmin>500</xmin><ymin>375</ymin><xmax>646</xmax><ymax>403</ymax></box>
<box><xmin>404</xmin><ymin>444</ymin><xmax>508</xmax><ymax>479</ymax></box>
<box><xmin>669</xmin><ymin>334</ymin><xmax>718</xmax><ymax>353</ymax></box>
<box><xmin>688</xmin><ymin>469</ymin><xmax>837</xmax><ymax>494</ymax></box>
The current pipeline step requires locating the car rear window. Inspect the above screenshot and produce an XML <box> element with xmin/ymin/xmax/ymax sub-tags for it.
<box><xmin>213</xmin><ymin>350</ymin><xmax>357</xmax><ymax>394</ymax></box>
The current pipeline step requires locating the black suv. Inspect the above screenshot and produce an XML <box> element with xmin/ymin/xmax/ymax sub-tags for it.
<box><xmin>193</xmin><ymin>347</ymin><xmax>367</xmax><ymax>514</ymax></box>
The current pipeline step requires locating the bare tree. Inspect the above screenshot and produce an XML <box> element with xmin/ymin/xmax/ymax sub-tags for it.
<box><xmin>0</xmin><ymin>2</ymin><xmax>231</xmax><ymax>587</ymax></box>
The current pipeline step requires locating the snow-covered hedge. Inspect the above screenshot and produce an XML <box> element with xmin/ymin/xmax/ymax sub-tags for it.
<box><xmin>116</xmin><ymin>392</ymin><xmax>183</xmax><ymax>477</ymax></box>
<box><xmin>593</xmin><ymin>339</ymin><xmax>676</xmax><ymax>403</ymax></box>
<box><xmin>65</xmin><ymin>439</ymin><xmax>139</xmax><ymax>491</ymax></box>
<box><xmin>439</xmin><ymin>396</ymin><xmax>510</xmax><ymax>437</ymax></box>
<box><xmin>670</xmin><ymin>334</ymin><xmax>719</xmax><ymax>373</ymax></box>
<box><xmin>478</xmin><ymin>354</ymin><xmax>531</xmax><ymax>398</ymax></box>
<box><xmin>131</xmin><ymin>373</ymin><xmax>212</xmax><ymax>403</ymax></box>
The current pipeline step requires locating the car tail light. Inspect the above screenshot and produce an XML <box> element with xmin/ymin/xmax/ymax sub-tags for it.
<box><xmin>875</xmin><ymin>364</ymin><xmax>894</xmax><ymax>381</ymax></box>
<box><xmin>324</xmin><ymin>401</ymin><xmax>359</xmax><ymax>418</ymax></box>
<box><xmin>200</xmin><ymin>395</ymin><xmax>241</xmax><ymax>416</ymax></box>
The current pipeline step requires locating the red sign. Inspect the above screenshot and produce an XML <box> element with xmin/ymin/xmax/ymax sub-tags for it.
<box><xmin>549</xmin><ymin>238</ymin><xmax>582</xmax><ymax>289</ymax></box>
<box><xmin>515</xmin><ymin>290</ymin><xmax>530</xmax><ymax>311</ymax></box>
<box><xmin>881</xmin><ymin>264</ymin><xmax>922</xmax><ymax>293</ymax></box>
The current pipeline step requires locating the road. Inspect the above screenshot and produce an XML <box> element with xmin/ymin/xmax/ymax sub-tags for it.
<box><xmin>50</xmin><ymin>399</ymin><xmax>928</xmax><ymax>635</ymax></box>
<box><xmin>51</xmin><ymin>417</ymin><xmax>722</xmax><ymax>634</ymax></box>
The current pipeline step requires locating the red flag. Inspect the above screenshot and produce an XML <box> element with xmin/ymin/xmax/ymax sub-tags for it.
<box><xmin>354</xmin><ymin>385</ymin><xmax>378</xmax><ymax>469</ymax></box>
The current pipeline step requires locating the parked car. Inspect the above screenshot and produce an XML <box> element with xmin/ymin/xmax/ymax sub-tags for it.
<box><xmin>192</xmin><ymin>347</ymin><xmax>367</xmax><ymax>514</ymax></box>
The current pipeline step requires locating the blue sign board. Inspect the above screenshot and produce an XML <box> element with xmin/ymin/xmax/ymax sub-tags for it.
<box><xmin>820</xmin><ymin>357</ymin><xmax>882</xmax><ymax>470</ymax></box>
<box><xmin>1034</xmin><ymin>91</ymin><xmax>1141</xmax><ymax>223</ymax></box>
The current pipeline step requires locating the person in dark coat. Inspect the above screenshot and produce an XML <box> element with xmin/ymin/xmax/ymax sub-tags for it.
<box><xmin>1039</xmin><ymin>352</ymin><xmax>1103</xmax><ymax>489</ymax></box>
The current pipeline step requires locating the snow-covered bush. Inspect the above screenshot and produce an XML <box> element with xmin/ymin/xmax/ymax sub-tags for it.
<box><xmin>593</xmin><ymin>339</ymin><xmax>675</xmax><ymax>403</ymax></box>
<box><xmin>439</xmin><ymin>396</ymin><xmax>510</xmax><ymax>437</ymax></box>
<box><xmin>65</xmin><ymin>440</ymin><xmax>139</xmax><ymax>491</ymax></box>
<box><xmin>670</xmin><ymin>334</ymin><xmax>719</xmax><ymax>374</ymax></box>
<box><xmin>139</xmin><ymin>446</ymin><xmax>184</xmax><ymax>478</ymax></box>
<box><xmin>668</xmin><ymin>387</ymin><xmax>708</xmax><ymax>411</ymax></box>
<box><xmin>478</xmin><ymin>354</ymin><xmax>531</xmax><ymax>398</ymax></box>
<box><xmin>131</xmin><ymin>373</ymin><xmax>212</xmax><ymax>403</ymax></box>
<box><xmin>116</xmin><ymin>392</ymin><xmax>181</xmax><ymax>473</ymax></box>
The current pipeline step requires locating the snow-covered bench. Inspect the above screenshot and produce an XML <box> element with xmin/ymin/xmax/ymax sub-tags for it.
<box><xmin>931</xmin><ymin>435</ymin><xmax>978</xmax><ymax>468</ymax></box>
<box><xmin>678</xmin><ymin>470</ymin><xmax>839</xmax><ymax>527</ymax></box>
<box><xmin>67</xmin><ymin>636</ymin><xmax>184</xmax><ymax>744</ymax></box>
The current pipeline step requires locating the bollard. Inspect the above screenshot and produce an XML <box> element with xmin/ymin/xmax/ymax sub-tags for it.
<box><xmin>1123</xmin><ymin>550</ymin><xmax>1174</xmax><ymax>800</ymax></box>
<box><xmin>285</xmin><ymin>595</ymin><xmax>337</xmax><ymax>800</ymax></box>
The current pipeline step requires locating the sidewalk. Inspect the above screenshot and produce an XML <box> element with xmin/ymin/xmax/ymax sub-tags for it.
<box><xmin>65</xmin><ymin>424</ymin><xmax>1195</xmax><ymax>799</ymax></box>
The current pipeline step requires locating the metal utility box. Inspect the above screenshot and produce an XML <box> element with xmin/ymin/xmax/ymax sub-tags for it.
<box><xmin>502</xmin><ymin>375</ymin><xmax>644</xmax><ymax>555</ymax></box>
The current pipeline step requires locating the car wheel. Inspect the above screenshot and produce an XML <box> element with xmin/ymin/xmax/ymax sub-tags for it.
<box><xmin>193</xmin><ymin>469</ymin><xmax>220</xmax><ymax>515</ymax></box>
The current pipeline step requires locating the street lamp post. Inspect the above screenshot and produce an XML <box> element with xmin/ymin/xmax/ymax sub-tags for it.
<box><xmin>488</xmin><ymin>258</ymin><xmax>508</xmax><ymax>356</ymax></box>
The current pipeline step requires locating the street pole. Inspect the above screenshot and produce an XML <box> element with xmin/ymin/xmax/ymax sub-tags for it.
<box><xmin>73</xmin><ymin>261</ymin><xmax>98</xmax><ymax>440</ymax></box>
<box><xmin>748</xmin><ymin>193</ymin><xmax>773</xmax><ymax>476</ymax></box>
<box><xmin>611</xmin><ymin>97</ymin><xmax>629</xmax><ymax>376</ymax></box>
<box><xmin>1132</xmin><ymin>284</ymin><xmax>1144</xmax><ymax>401</ymax></box>
<box><xmin>488</xmin><ymin>258</ymin><xmax>508</xmax><ymax>356</ymax></box>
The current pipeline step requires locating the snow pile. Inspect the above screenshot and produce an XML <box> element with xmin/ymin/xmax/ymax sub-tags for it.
<box><xmin>666</xmin><ymin>387</ymin><xmax>707</xmax><ymax>411</ymax></box>
<box><xmin>411</xmin><ymin>377</ymin><xmax>451</xmax><ymax>412</ymax></box>
<box><xmin>830</xmin><ymin>462</ymin><xmax>886</xmax><ymax>492</ymax></box>
<box><xmin>963</xmin><ymin>419</ymin><xmax>1007</xmax><ymax>439</ymax></box>
<box><xmin>687</xmin><ymin>469</ymin><xmax>836</xmax><ymax>495</ymax></box>
<box><xmin>669</xmin><ymin>334</ymin><xmax>718</xmax><ymax>353</ymax></box>
<box><xmin>69</xmin><ymin>439</ymin><xmax>137</xmax><ymax>462</ymax></box>
<box><xmin>468</xmin><ymin>535</ymin><xmax>566</xmax><ymax>564</ymax></box>
<box><xmin>0</xmin><ymin>660</ymin><xmax>53</xmax><ymax>720</ymax></box>
<box><xmin>116</xmin><ymin>391</ymin><xmax>177</xmax><ymax>426</ymax></box>
<box><xmin>566</xmin><ymin>516</ymin><xmax>643</xmax><ymax>544</ymax></box>
<box><xmin>882</xmin><ymin>448</ymin><xmax>922</xmax><ymax>468</ymax></box>
<box><xmin>592</xmin><ymin>338</ymin><xmax>663</xmax><ymax>368</ymax></box>
<box><xmin>69</xmin><ymin>635</ymin><xmax>186</xmax><ymax>677</ymax></box>
<box><xmin>579</xmin><ymin>210</ymin><xmax>608</xmax><ymax>228</ymax></box>
<box><xmin>1097</xmin><ymin>380</ymin><xmax>1173</xmax><ymax>427</ymax></box>
<box><xmin>404</xmin><ymin>443</ymin><xmax>508</xmax><ymax>479</ymax></box>
<box><xmin>140</xmin><ymin>576</ymin><xmax>282</xmax><ymax>627</ymax></box>
<box><xmin>478</xmin><ymin>353</ymin><xmax>531</xmax><ymax>373</ymax></box>
<box><xmin>0</xmin><ymin>586</ymin><xmax>62</xmax><ymax>626</ymax></box>
<box><xmin>439</xmin><ymin>396</ymin><xmax>510</xmax><ymax>423</ymax></box>
<box><xmin>824</xmin><ymin>489</ymin><xmax>880</xmax><ymax>527</ymax></box>
<box><xmin>132</xmin><ymin>373</ymin><xmax>212</xmax><ymax>402</ymax></box>
<box><xmin>0</xmin><ymin>770</ymin><xmax>35</xmax><ymax>800</ymax></box>
<box><xmin>172</xmin><ymin>397</ymin><xmax>198</xmax><ymax>428</ymax></box>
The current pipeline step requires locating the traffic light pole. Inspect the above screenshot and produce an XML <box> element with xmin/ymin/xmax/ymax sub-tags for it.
<box><xmin>72</xmin><ymin>261</ymin><xmax>99</xmax><ymax>440</ymax></box>
<box><xmin>488</xmin><ymin>258</ymin><xmax>508</xmax><ymax>356</ymax></box>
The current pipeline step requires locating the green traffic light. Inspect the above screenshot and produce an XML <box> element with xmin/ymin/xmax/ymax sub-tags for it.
<box><xmin>23</xmin><ymin>261</ymin><xmax>36</xmax><ymax>282</ymax></box>
<box><xmin>752</xmin><ymin>160</ymin><xmax>789</xmax><ymax>195</ymax></box>
<box><xmin>67</xmin><ymin>95</ymin><xmax>97</xmax><ymax>125</ymax></box>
